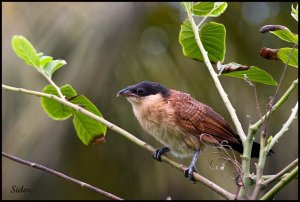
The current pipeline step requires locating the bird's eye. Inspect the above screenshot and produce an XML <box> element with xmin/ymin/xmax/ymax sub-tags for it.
<box><xmin>137</xmin><ymin>88</ymin><xmax>145</xmax><ymax>94</ymax></box>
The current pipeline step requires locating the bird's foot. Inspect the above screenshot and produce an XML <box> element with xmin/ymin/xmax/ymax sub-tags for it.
<box><xmin>152</xmin><ymin>147</ymin><xmax>170</xmax><ymax>162</ymax></box>
<box><xmin>184</xmin><ymin>165</ymin><xmax>198</xmax><ymax>183</ymax></box>
<box><xmin>184</xmin><ymin>150</ymin><xmax>200</xmax><ymax>183</ymax></box>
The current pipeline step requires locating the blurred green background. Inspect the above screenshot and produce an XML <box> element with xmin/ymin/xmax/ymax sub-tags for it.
<box><xmin>2</xmin><ymin>2</ymin><xmax>298</xmax><ymax>200</ymax></box>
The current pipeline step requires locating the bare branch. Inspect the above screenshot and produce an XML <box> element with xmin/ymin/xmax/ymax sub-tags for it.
<box><xmin>249</xmin><ymin>78</ymin><xmax>298</xmax><ymax>139</ymax></box>
<box><xmin>267</xmin><ymin>102</ymin><xmax>298</xmax><ymax>152</ymax></box>
<box><xmin>2</xmin><ymin>152</ymin><xmax>123</xmax><ymax>200</ymax></box>
<box><xmin>263</xmin><ymin>158</ymin><xmax>298</xmax><ymax>186</ymax></box>
<box><xmin>243</xmin><ymin>77</ymin><xmax>262</xmax><ymax>120</ymax></box>
<box><xmin>260</xmin><ymin>167</ymin><xmax>298</xmax><ymax>200</ymax></box>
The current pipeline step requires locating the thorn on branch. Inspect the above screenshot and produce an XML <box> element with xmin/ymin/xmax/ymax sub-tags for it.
<box><xmin>246</xmin><ymin>114</ymin><xmax>252</xmax><ymax>125</ymax></box>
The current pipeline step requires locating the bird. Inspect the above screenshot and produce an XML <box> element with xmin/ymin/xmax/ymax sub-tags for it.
<box><xmin>117</xmin><ymin>81</ymin><xmax>272</xmax><ymax>181</ymax></box>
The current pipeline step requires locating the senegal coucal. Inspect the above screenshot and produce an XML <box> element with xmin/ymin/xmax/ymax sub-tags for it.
<box><xmin>117</xmin><ymin>81</ymin><xmax>269</xmax><ymax>181</ymax></box>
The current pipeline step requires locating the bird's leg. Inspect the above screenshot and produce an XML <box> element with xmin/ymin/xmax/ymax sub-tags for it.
<box><xmin>184</xmin><ymin>150</ymin><xmax>200</xmax><ymax>183</ymax></box>
<box><xmin>153</xmin><ymin>147</ymin><xmax>170</xmax><ymax>162</ymax></box>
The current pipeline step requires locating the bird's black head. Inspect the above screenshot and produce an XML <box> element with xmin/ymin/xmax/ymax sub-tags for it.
<box><xmin>117</xmin><ymin>81</ymin><xmax>170</xmax><ymax>98</ymax></box>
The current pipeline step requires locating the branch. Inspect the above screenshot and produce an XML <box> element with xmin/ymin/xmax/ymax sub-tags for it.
<box><xmin>242</xmin><ymin>79</ymin><xmax>298</xmax><ymax>199</ymax></box>
<box><xmin>263</xmin><ymin>174</ymin><xmax>298</xmax><ymax>180</ymax></box>
<box><xmin>250</xmin><ymin>173</ymin><xmax>298</xmax><ymax>182</ymax></box>
<box><xmin>266</xmin><ymin>101</ymin><xmax>298</xmax><ymax>152</ymax></box>
<box><xmin>249</xmin><ymin>79</ymin><xmax>298</xmax><ymax>138</ymax></box>
<box><xmin>251</xmin><ymin>102</ymin><xmax>298</xmax><ymax>199</ymax></box>
<box><xmin>2</xmin><ymin>84</ymin><xmax>235</xmax><ymax>200</ymax></box>
<box><xmin>186</xmin><ymin>10</ymin><xmax>246</xmax><ymax>143</ymax></box>
<box><xmin>2</xmin><ymin>152</ymin><xmax>123</xmax><ymax>200</ymax></box>
<box><xmin>263</xmin><ymin>158</ymin><xmax>298</xmax><ymax>186</ymax></box>
<box><xmin>250</xmin><ymin>134</ymin><xmax>267</xmax><ymax>199</ymax></box>
<box><xmin>260</xmin><ymin>166</ymin><xmax>298</xmax><ymax>200</ymax></box>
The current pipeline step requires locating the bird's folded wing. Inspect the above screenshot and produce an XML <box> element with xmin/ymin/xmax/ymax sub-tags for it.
<box><xmin>170</xmin><ymin>91</ymin><xmax>240</xmax><ymax>144</ymax></box>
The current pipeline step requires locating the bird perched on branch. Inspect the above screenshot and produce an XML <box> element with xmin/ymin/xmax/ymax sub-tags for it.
<box><xmin>117</xmin><ymin>81</ymin><xmax>271</xmax><ymax>181</ymax></box>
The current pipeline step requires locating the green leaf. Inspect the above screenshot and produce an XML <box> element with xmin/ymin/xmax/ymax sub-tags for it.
<box><xmin>11</xmin><ymin>35</ymin><xmax>40</xmax><ymax>69</ymax></box>
<box><xmin>43</xmin><ymin>60</ymin><xmax>67</xmax><ymax>77</ymax></box>
<box><xmin>37</xmin><ymin>52</ymin><xmax>44</xmax><ymax>57</ymax></box>
<box><xmin>70</xmin><ymin>95</ymin><xmax>107</xmax><ymax>146</ymax></box>
<box><xmin>210</xmin><ymin>2</ymin><xmax>228</xmax><ymax>16</ymax></box>
<box><xmin>179</xmin><ymin>20</ymin><xmax>226</xmax><ymax>63</ymax></box>
<box><xmin>41</xmin><ymin>84</ymin><xmax>77</xmax><ymax>120</ymax></box>
<box><xmin>193</xmin><ymin>2</ymin><xmax>227</xmax><ymax>17</ymax></box>
<box><xmin>277</xmin><ymin>48</ymin><xmax>298</xmax><ymax>68</ymax></box>
<box><xmin>39</xmin><ymin>55</ymin><xmax>53</xmax><ymax>68</ymax></box>
<box><xmin>270</xmin><ymin>29</ymin><xmax>298</xmax><ymax>44</ymax></box>
<box><xmin>222</xmin><ymin>66</ymin><xmax>278</xmax><ymax>86</ymax></box>
<box><xmin>193</xmin><ymin>2</ymin><xmax>214</xmax><ymax>16</ymax></box>
<box><xmin>291</xmin><ymin>3</ymin><xmax>298</xmax><ymax>22</ymax></box>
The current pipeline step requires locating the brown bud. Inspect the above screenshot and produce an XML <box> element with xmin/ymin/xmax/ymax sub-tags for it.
<box><xmin>91</xmin><ymin>136</ymin><xmax>106</xmax><ymax>145</ymax></box>
<box><xmin>259</xmin><ymin>25</ymin><xmax>287</xmax><ymax>33</ymax></box>
<box><xmin>260</xmin><ymin>47</ymin><xmax>279</xmax><ymax>60</ymax></box>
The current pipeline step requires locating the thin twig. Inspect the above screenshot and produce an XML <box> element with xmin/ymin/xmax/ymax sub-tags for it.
<box><xmin>2</xmin><ymin>152</ymin><xmax>123</xmax><ymax>200</ymax></box>
<box><xmin>251</xmin><ymin>101</ymin><xmax>298</xmax><ymax>199</ymax></box>
<box><xmin>250</xmin><ymin>79</ymin><xmax>298</xmax><ymax>136</ymax></box>
<box><xmin>250</xmin><ymin>173</ymin><xmax>298</xmax><ymax>183</ymax></box>
<box><xmin>243</xmin><ymin>77</ymin><xmax>263</xmax><ymax>120</ymax></box>
<box><xmin>263</xmin><ymin>158</ymin><xmax>298</xmax><ymax>186</ymax></box>
<box><xmin>253</xmin><ymin>85</ymin><xmax>263</xmax><ymax>120</ymax></box>
<box><xmin>250</xmin><ymin>44</ymin><xmax>298</xmax><ymax>199</ymax></box>
<box><xmin>260</xmin><ymin>44</ymin><xmax>297</xmax><ymax>137</ymax></box>
<box><xmin>2</xmin><ymin>84</ymin><xmax>235</xmax><ymax>200</ymax></box>
<box><xmin>40</xmin><ymin>71</ymin><xmax>65</xmax><ymax>99</ymax></box>
<box><xmin>260</xmin><ymin>167</ymin><xmax>298</xmax><ymax>200</ymax></box>
<box><xmin>267</xmin><ymin>102</ymin><xmax>298</xmax><ymax>152</ymax></box>
<box><xmin>263</xmin><ymin>174</ymin><xmax>298</xmax><ymax>180</ymax></box>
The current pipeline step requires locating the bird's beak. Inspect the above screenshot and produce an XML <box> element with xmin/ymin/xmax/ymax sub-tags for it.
<box><xmin>117</xmin><ymin>88</ymin><xmax>139</xmax><ymax>98</ymax></box>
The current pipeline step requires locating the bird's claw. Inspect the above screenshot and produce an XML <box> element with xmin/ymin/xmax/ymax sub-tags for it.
<box><xmin>152</xmin><ymin>147</ymin><xmax>170</xmax><ymax>162</ymax></box>
<box><xmin>184</xmin><ymin>165</ymin><xmax>198</xmax><ymax>183</ymax></box>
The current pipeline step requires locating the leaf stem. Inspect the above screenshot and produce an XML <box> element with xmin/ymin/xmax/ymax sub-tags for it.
<box><xmin>196</xmin><ymin>4</ymin><xmax>217</xmax><ymax>28</ymax></box>
<box><xmin>40</xmin><ymin>70</ymin><xmax>65</xmax><ymax>99</ymax></box>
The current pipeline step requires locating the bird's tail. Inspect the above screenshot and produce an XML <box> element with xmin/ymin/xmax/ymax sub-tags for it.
<box><xmin>229</xmin><ymin>141</ymin><xmax>274</xmax><ymax>158</ymax></box>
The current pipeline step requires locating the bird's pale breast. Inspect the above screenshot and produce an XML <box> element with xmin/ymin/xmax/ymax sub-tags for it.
<box><xmin>131</xmin><ymin>93</ymin><xmax>198</xmax><ymax>158</ymax></box>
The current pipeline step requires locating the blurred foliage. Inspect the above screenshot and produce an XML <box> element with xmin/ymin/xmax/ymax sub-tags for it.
<box><xmin>2</xmin><ymin>2</ymin><xmax>298</xmax><ymax>200</ymax></box>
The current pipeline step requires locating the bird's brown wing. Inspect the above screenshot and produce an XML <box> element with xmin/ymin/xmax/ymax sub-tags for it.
<box><xmin>169</xmin><ymin>90</ymin><xmax>240</xmax><ymax>145</ymax></box>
